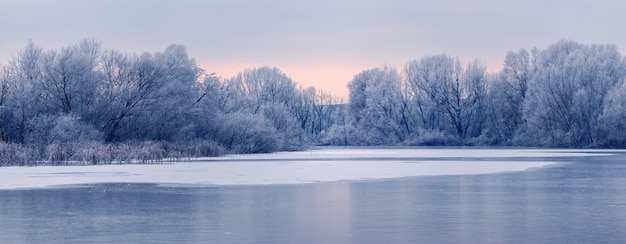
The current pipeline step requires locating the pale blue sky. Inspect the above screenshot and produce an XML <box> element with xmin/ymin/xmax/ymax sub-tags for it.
<box><xmin>2</xmin><ymin>0</ymin><xmax>626</xmax><ymax>98</ymax></box>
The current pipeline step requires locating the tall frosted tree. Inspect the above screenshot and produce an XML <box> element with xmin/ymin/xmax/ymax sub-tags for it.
<box><xmin>96</xmin><ymin>50</ymin><xmax>170</xmax><ymax>141</ymax></box>
<box><xmin>600</xmin><ymin>78</ymin><xmax>626</xmax><ymax>147</ymax></box>
<box><xmin>0</xmin><ymin>66</ymin><xmax>11</xmax><ymax>142</ymax></box>
<box><xmin>404</xmin><ymin>54</ymin><xmax>488</xmax><ymax>140</ymax></box>
<box><xmin>462</xmin><ymin>60</ymin><xmax>488</xmax><ymax>138</ymax></box>
<box><xmin>87</xmin><ymin>44</ymin><xmax>203</xmax><ymax>142</ymax></box>
<box><xmin>225</xmin><ymin>67</ymin><xmax>299</xmax><ymax>114</ymax></box>
<box><xmin>292</xmin><ymin>87</ymin><xmax>339</xmax><ymax>142</ymax></box>
<box><xmin>219</xmin><ymin>67</ymin><xmax>304</xmax><ymax>151</ymax></box>
<box><xmin>522</xmin><ymin>40</ymin><xmax>625</xmax><ymax>146</ymax></box>
<box><xmin>347</xmin><ymin>66</ymin><xmax>407</xmax><ymax>145</ymax></box>
<box><xmin>138</xmin><ymin>44</ymin><xmax>202</xmax><ymax>141</ymax></box>
<box><xmin>38</xmin><ymin>38</ymin><xmax>102</xmax><ymax>115</ymax></box>
<box><xmin>487</xmin><ymin>49</ymin><xmax>534</xmax><ymax>144</ymax></box>
<box><xmin>1</xmin><ymin>40</ymin><xmax>45</xmax><ymax>142</ymax></box>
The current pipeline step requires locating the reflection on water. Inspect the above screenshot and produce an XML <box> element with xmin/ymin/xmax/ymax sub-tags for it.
<box><xmin>1</xmin><ymin>153</ymin><xmax>626</xmax><ymax>243</ymax></box>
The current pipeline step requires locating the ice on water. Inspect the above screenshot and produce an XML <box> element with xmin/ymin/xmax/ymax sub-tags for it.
<box><xmin>0</xmin><ymin>148</ymin><xmax>618</xmax><ymax>190</ymax></box>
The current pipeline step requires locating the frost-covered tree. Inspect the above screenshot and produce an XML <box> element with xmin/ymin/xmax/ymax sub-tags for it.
<box><xmin>136</xmin><ymin>44</ymin><xmax>202</xmax><ymax>141</ymax></box>
<box><xmin>296</xmin><ymin>87</ymin><xmax>342</xmax><ymax>142</ymax></box>
<box><xmin>521</xmin><ymin>40</ymin><xmax>625</xmax><ymax>146</ymax></box>
<box><xmin>462</xmin><ymin>60</ymin><xmax>489</xmax><ymax>138</ymax></box>
<box><xmin>404</xmin><ymin>55</ymin><xmax>488</xmax><ymax>141</ymax></box>
<box><xmin>347</xmin><ymin>66</ymin><xmax>406</xmax><ymax>145</ymax></box>
<box><xmin>38</xmin><ymin>38</ymin><xmax>102</xmax><ymax>115</ymax></box>
<box><xmin>0</xmin><ymin>67</ymin><xmax>12</xmax><ymax>142</ymax></box>
<box><xmin>600</xmin><ymin>78</ymin><xmax>626</xmax><ymax>147</ymax></box>
<box><xmin>25</xmin><ymin>113</ymin><xmax>102</xmax><ymax>144</ymax></box>
<box><xmin>218</xmin><ymin>67</ymin><xmax>306</xmax><ymax>151</ymax></box>
<box><xmin>96</xmin><ymin>50</ymin><xmax>170</xmax><ymax>141</ymax></box>
<box><xmin>1</xmin><ymin>40</ymin><xmax>45</xmax><ymax>142</ymax></box>
<box><xmin>405</xmin><ymin>55</ymin><xmax>461</xmax><ymax>135</ymax></box>
<box><xmin>95</xmin><ymin>45</ymin><xmax>202</xmax><ymax>142</ymax></box>
<box><xmin>486</xmin><ymin>49</ymin><xmax>534</xmax><ymax>144</ymax></box>
<box><xmin>214</xmin><ymin>111</ymin><xmax>279</xmax><ymax>153</ymax></box>
<box><xmin>225</xmin><ymin>67</ymin><xmax>299</xmax><ymax>114</ymax></box>
<box><xmin>178</xmin><ymin>73</ymin><xmax>221</xmax><ymax>142</ymax></box>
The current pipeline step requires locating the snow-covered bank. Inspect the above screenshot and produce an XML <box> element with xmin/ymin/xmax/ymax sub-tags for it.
<box><xmin>0</xmin><ymin>148</ymin><xmax>618</xmax><ymax>190</ymax></box>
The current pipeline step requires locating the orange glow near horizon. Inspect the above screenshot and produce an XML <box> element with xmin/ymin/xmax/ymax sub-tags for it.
<box><xmin>199</xmin><ymin>58</ymin><xmax>503</xmax><ymax>102</ymax></box>
<box><xmin>199</xmin><ymin>61</ymin><xmax>370</xmax><ymax>101</ymax></box>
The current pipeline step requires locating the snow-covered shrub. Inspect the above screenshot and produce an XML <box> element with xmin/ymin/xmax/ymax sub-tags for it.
<box><xmin>110</xmin><ymin>141</ymin><xmax>166</xmax><ymax>164</ymax></box>
<box><xmin>182</xmin><ymin>140</ymin><xmax>224</xmax><ymax>158</ymax></box>
<box><xmin>0</xmin><ymin>143</ymin><xmax>16</xmax><ymax>166</ymax></box>
<box><xmin>323</xmin><ymin>124</ymin><xmax>354</xmax><ymax>146</ymax></box>
<box><xmin>45</xmin><ymin>142</ymin><xmax>72</xmax><ymax>165</ymax></box>
<box><xmin>24</xmin><ymin>114</ymin><xmax>56</xmax><ymax>144</ymax></box>
<box><xmin>261</xmin><ymin>104</ymin><xmax>305</xmax><ymax>151</ymax></box>
<box><xmin>159</xmin><ymin>141</ymin><xmax>182</xmax><ymax>161</ymax></box>
<box><xmin>215</xmin><ymin>112</ymin><xmax>279</xmax><ymax>153</ymax></box>
<box><xmin>26</xmin><ymin>114</ymin><xmax>103</xmax><ymax>144</ymax></box>
<box><xmin>49</xmin><ymin>114</ymin><xmax>103</xmax><ymax>143</ymax></box>
<box><xmin>70</xmin><ymin>142</ymin><xmax>112</xmax><ymax>165</ymax></box>
<box><xmin>405</xmin><ymin>129</ymin><xmax>462</xmax><ymax>146</ymax></box>
<box><xmin>137</xmin><ymin>141</ymin><xmax>166</xmax><ymax>164</ymax></box>
<box><xmin>109</xmin><ymin>143</ymin><xmax>133</xmax><ymax>164</ymax></box>
<box><xmin>0</xmin><ymin>142</ymin><xmax>38</xmax><ymax>166</ymax></box>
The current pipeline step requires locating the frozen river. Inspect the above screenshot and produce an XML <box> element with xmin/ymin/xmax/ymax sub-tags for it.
<box><xmin>1</xmin><ymin>148</ymin><xmax>626</xmax><ymax>243</ymax></box>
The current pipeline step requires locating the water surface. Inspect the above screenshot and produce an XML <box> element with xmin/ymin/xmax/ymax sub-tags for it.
<box><xmin>1</xmin><ymin>151</ymin><xmax>626</xmax><ymax>243</ymax></box>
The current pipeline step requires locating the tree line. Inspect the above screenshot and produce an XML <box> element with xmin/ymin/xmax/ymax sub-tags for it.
<box><xmin>335</xmin><ymin>40</ymin><xmax>626</xmax><ymax>148</ymax></box>
<box><xmin>0</xmin><ymin>39</ymin><xmax>624</xmax><ymax>165</ymax></box>
<box><xmin>0</xmin><ymin>39</ymin><xmax>339</xmax><ymax>165</ymax></box>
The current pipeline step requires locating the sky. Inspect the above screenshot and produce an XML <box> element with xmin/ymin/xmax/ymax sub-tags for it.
<box><xmin>2</xmin><ymin>0</ymin><xmax>626</xmax><ymax>99</ymax></box>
